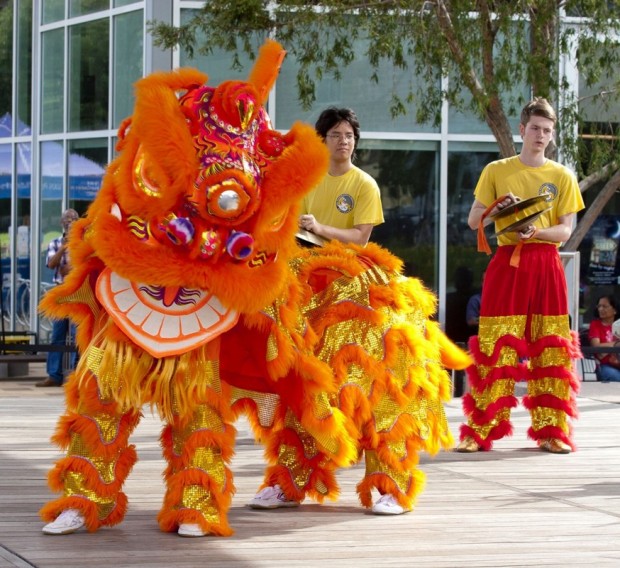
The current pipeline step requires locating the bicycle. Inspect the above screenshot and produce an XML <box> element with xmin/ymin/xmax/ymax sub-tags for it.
<box><xmin>2</xmin><ymin>278</ymin><xmax>54</xmax><ymax>339</ymax></box>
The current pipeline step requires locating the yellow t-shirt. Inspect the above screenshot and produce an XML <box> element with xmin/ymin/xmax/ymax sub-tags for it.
<box><xmin>475</xmin><ymin>156</ymin><xmax>584</xmax><ymax>246</ymax></box>
<box><xmin>300</xmin><ymin>166</ymin><xmax>384</xmax><ymax>230</ymax></box>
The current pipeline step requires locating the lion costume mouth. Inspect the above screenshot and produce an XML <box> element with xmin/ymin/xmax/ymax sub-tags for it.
<box><xmin>96</xmin><ymin>267</ymin><xmax>239</xmax><ymax>357</ymax></box>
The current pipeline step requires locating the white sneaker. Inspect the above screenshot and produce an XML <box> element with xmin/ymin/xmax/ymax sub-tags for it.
<box><xmin>248</xmin><ymin>484</ymin><xmax>300</xmax><ymax>509</ymax></box>
<box><xmin>42</xmin><ymin>509</ymin><xmax>86</xmax><ymax>535</ymax></box>
<box><xmin>178</xmin><ymin>523</ymin><xmax>207</xmax><ymax>537</ymax></box>
<box><xmin>371</xmin><ymin>494</ymin><xmax>410</xmax><ymax>516</ymax></box>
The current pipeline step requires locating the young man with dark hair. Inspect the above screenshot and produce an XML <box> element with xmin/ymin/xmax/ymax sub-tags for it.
<box><xmin>298</xmin><ymin>107</ymin><xmax>383</xmax><ymax>246</ymax></box>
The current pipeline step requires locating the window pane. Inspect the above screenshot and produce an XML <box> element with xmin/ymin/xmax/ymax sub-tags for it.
<box><xmin>42</xmin><ymin>0</ymin><xmax>65</xmax><ymax>24</ymax></box>
<box><xmin>68</xmin><ymin>138</ymin><xmax>107</xmax><ymax>212</ymax></box>
<box><xmin>69</xmin><ymin>19</ymin><xmax>109</xmax><ymax>131</ymax></box>
<box><xmin>0</xmin><ymin>145</ymin><xmax>11</xmax><ymax>303</ymax></box>
<box><xmin>179</xmin><ymin>10</ymin><xmax>257</xmax><ymax>85</ymax></box>
<box><xmin>114</xmin><ymin>0</ymin><xmax>139</xmax><ymax>7</ymax></box>
<box><xmin>16</xmin><ymin>142</ymin><xmax>32</xmax><ymax>326</ymax></box>
<box><xmin>362</xmin><ymin>142</ymin><xmax>439</xmax><ymax>289</ymax></box>
<box><xmin>276</xmin><ymin>33</ymin><xmax>439</xmax><ymax>133</ymax></box>
<box><xmin>445</xmin><ymin>148</ymin><xmax>498</xmax><ymax>343</ymax></box>
<box><xmin>69</xmin><ymin>0</ymin><xmax>109</xmax><ymax>18</ymax></box>
<box><xmin>113</xmin><ymin>10</ymin><xmax>143</xmax><ymax>128</ymax></box>
<box><xmin>17</xmin><ymin>0</ymin><xmax>32</xmax><ymax>133</ymax></box>
<box><xmin>41</xmin><ymin>29</ymin><xmax>64</xmax><ymax>134</ymax></box>
<box><xmin>0</xmin><ymin>3</ymin><xmax>14</xmax><ymax>138</ymax></box>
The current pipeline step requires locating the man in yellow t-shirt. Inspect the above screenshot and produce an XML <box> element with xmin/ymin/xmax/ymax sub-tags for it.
<box><xmin>298</xmin><ymin>107</ymin><xmax>383</xmax><ymax>245</ymax></box>
<box><xmin>457</xmin><ymin>97</ymin><xmax>585</xmax><ymax>455</ymax></box>
<box><xmin>251</xmin><ymin>108</ymin><xmax>440</xmax><ymax>517</ymax></box>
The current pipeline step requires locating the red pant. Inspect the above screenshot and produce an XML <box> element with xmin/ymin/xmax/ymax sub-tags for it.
<box><xmin>460</xmin><ymin>244</ymin><xmax>581</xmax><ymax>449</ymax></box>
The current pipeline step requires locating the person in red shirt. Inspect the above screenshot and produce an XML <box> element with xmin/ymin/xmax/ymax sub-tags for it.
<box><xmin>588</xmin><ymin>295</ymin><xmax>620</xmax><ymax>382</ymax></box>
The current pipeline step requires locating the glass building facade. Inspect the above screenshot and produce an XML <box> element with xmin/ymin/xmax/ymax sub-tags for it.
<box><xmin>1</xmin><ymin>0</ymin><xmax>618</xmax><ymax>344</ymax></box>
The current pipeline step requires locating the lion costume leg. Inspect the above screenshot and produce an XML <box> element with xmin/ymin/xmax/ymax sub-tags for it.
<box><xmin>158</xmin><ymin>401</ymin><xmax>236</xmax><ymax>536</ymax></box>
<box><xmin>258</xmin><ymin>408</ymin><xmax>340</xmax><ymax>503</ymax></box>
<box><xmin>40</xmin><ymin>372</ymin><xmax>141</xmax><ymax>531</ymax></box>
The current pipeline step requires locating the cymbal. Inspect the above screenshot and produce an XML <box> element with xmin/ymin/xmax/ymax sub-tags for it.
<box><xmin>295</xmin><ymin>229</ymin><xmax>328</xmax><ymax>247</ymax></box>
<box><xmin>489</xmin><ymin>194</ymin><xmax>551</xmax><ymax>220</ymax></box>
<box><xmin>494</xmin><ymin>206</ymin><xmax>553</xmax><ymax>236</ymax></box>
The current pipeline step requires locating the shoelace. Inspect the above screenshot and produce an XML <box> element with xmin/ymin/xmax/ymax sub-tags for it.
<box><xmin>376</xmin><ymin>494</ymin><xmax>396</xmax><ymax>506</ymax></box>
<box><xmin>56</xmin><ymin>509</ymin><xmax>83</xmax><ymax>526</ymax></box>
<box><xmin>257</xmin><ymin>485</ymin><xmax>281</xmax><ymax>499</ymax></box>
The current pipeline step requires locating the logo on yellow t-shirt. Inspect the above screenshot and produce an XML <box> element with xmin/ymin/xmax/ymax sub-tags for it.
<box><xmin>336</xmin><ymin>194</ymin><xmax>354</xmax><ymax>213</ymax></box>
<box><xmin>539</xmin><ymin>183</ymin><xmax>557</xmax><ymax>200</ymax></box>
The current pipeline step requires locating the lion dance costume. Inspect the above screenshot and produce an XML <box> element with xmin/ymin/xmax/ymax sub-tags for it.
<box><xmin>40</xmin><ymin>40</ymin><xmax>470</xmax><ymax>535</ymax></box>
<box><xmin>39</xmin><ymin>41</ymin><xmax>358</xmax><ymax>537</ymax></box>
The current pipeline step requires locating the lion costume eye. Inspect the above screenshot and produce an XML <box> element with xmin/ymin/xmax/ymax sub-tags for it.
<box><xmin>204</xmin><ymin>179</ymin><xmax>252</xmax><ymax>222</ymax></box>
<box><xmin>217</xmin><ymin>189</ymin><xmax>242</xmax><ymax>212</ymax></box>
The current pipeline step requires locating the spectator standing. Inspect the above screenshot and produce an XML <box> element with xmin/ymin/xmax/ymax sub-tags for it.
<box><xmin>36</xmin><ymin>209</ymin><xmax>79</xmax><ymax>387</ymax></box>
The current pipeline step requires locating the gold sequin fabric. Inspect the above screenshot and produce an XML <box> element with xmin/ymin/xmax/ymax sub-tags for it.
<box><xmin>466</xmin><ymin>311</ymin><xmax>577</xmax><ymax>441</ymax></box>
<box><xmin>297</xmin><ymin>244</ymin><xmax>452</xmax><ymax>453</ymax></box>
<box><xmin>270</xmin><ymin>242</ymin><xmax>456</xmax><ymax>505</ymax></box>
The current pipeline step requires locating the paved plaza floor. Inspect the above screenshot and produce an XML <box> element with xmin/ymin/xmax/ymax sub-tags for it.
<box><xmin>1</xmin><ymin>365</ymin><xmax>619</xmax><ymax>567</ymax></box>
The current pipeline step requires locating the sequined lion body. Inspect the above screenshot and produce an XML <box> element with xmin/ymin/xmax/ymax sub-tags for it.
<box><xmin>245</xmin><ymin>241</ymin><xmax>472</xmax><ymax>511</ymax></box>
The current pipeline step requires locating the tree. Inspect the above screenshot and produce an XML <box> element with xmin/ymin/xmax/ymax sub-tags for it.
<box><xmin>151</xmin><ymin>1</ymin><xmax>620</xmax><ymax>250</ymax></box>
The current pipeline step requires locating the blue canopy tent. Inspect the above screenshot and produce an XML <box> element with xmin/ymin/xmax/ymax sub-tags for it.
<box><xmin>0</xmin><ymin>113</ymin><xmax>105</xmax><ymax>201</ymax></box>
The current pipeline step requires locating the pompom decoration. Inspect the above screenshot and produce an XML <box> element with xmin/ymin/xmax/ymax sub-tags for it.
<box><xmin>165</xmin><ymin>216</ymin><xmax>195</xmax><ymax>246</ymax></box>
<box><xmin>199</xmin><ymin>229</ymin><xmax>222</xmax><ymax>259</ymax></box>
<box><xmin>226</xmin><ymin>230</ymin><xmax>254</xmax><ymax>260</ymax></box>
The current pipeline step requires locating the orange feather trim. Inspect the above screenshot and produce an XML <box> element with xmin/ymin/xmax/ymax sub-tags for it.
<box><xmin>297</xmin><ymin>406</ymin><xmax>358</xmax><ymax>468</ymax></box>
<box><xmin>158</xmin><ymin>507</ymin><xmax>233</xmax><ymax>537</ymax></box>
<box><xmin>39</xmin><ymin>492</ymin><xmax>128</xmax><ymax>530</ymax></box>
<box><xmin>356</xmin><ymin>468</ymin><xmax>425</xmax><ymax>510</ymax></box>
<box><xmin>159</xmin><ymin>426</ymin><xmax>237</xmax><ymax>473</ymax></box>
<box><xmin>248</xmin><ymin>39</ymin><xmax>287</xmax><ymax>104</ymax></box>
<box><xmin>163</xmin><ymin>468</ymin><xmax>235</xmax><ymax>503</ymax></box>
<box><xmin>336</xmin><ymin>385</ymin><xmax>372</xmax><ymax>430</ymax></box>
<box><xmin>159</xmin><ymin>468</ymin><xmax>235</xmax><ymax>535</ymax></box>
<box><xmin>50</xmin><ymin>412</ymin><xmax>139</xmax><ymax>460</ymax></box>
<box><xmin>229</xmin><ymin>397</ymin><xmax>284</xmax><ymax>442</ymax></box>
<box><xmin>263</xmin><ymin>464</ymin><xmax>341</xmax><ymax>503</ymax></box>
<box><xmin>47</xmin><ymin>446</ymin><xmax>137</xmax><ymax>497</ymax></box>
<box><xmin>427</xmin><ymin>321</ymin><xmax>473</xmax><ymax>371</ymax></box>
<box><xmin>374</xmin><ymin>439</ymin><xmax>421</xmax><ymax>472</ymax></box>
<box><xmin>40</xmin><ymin>496</ymin><xmax>101</xmax><ymax>531</ymax></box>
